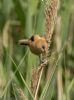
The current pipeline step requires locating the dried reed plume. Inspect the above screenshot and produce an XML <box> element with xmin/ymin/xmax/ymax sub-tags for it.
<box><xmin>45</xmin><ymin>0</ymin><xmax>59</xmax><ymax>45</ymax></box>
<box><xmin>31</xmin><ymin>0</ymin><xmax>59</xmax><ymax>99</ymax></box>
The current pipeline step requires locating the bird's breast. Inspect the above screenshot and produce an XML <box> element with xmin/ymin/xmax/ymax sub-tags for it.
<box><xmin>29</xmin><ymin>44</ymin><xmax>42</xmax><ymax>55</ymax></box>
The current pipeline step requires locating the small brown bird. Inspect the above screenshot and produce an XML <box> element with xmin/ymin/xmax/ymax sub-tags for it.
<box><xmin>18</xmin><ymin>35</ymin><xmax>48</xmax><ymax>56</ymax></box>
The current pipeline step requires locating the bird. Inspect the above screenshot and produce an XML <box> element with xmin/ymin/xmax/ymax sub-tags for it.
<box><xmin>18</xmin><ymin>35</ymin><xmax>48</xmax><ymax>56</ymax></box>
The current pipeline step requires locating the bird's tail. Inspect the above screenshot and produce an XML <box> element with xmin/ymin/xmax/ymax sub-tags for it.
<box><xmin>18</xmin><ymin>39</ymin><xmax>30</xmax><ymax>45</ymax></box>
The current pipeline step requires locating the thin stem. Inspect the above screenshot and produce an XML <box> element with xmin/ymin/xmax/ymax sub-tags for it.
<box><xmin>34</xmin><ymin>67</ymin><xmax>44</xmax><ymax>100</ymax></box>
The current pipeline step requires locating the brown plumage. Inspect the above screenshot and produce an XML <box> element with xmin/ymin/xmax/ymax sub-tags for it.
<box><xmin>18</xmin><ymin>35</ymin><xmax>48</xmax><ymax>56</ymax></box>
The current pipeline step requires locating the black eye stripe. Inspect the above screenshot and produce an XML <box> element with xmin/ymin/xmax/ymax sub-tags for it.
<box><xmin>42</xmin><ymin>45</ymin><xmax>45</xmax><ymax>49</ymax></box>
<box><xmin>30</xmin><ymin>36</ymin><xmax>34</xmax><ymax>41</ymax></box>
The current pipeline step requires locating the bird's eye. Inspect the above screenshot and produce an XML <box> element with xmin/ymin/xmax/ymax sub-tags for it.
<box><xmin>42</xmin><ymin>45</ymin><xmax>45</xmax><ymax>49</ymax></box>
<box><xmin>30</xmin><ymin>36</ymin><xmax>34</xmax><ymax>41</ymax></box>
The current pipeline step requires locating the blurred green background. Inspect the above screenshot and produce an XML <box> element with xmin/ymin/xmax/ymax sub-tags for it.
<box><xmin>0</xmin><ymin>0</ymin><xmax>74</xmax><ymax>100</ymax></box>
